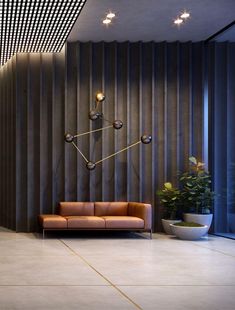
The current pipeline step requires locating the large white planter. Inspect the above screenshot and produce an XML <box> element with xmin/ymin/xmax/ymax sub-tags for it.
<box><xmin>161</xmin><ymin>219</ymin><xmax>182</xmax><ymax>235</ymax></box>
<box><xmin>170</xmin><ymin>224</ymin><xmax>208</xmax><ymax>240</ymax></box>
<box><xmin>183</xmin><ymin>213</ymin><xmax>213</xmax><ymax>234</ymax></box>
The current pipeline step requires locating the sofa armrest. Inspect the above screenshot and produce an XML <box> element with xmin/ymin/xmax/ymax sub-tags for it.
<box><xmin>128</xmin><ymin>202</ymin><xmax>152</xmax><ymax>230</ymax></box>
<box><xmin>38</xmin><ymin>214</ymin><xmax>67</xmax><ymax>229</ymax></box>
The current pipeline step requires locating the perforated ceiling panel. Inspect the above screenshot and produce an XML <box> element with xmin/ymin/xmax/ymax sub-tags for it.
<box><xmin>0</xmin><ymin>0</ymin><xmax>86</xmax><ymax>66</ymax></box>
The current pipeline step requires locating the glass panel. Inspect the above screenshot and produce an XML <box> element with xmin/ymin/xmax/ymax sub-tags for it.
<box><xmin>211</xmin><ymin>43</ymin><xmax>235</xmax><ymax>240</ymax></box>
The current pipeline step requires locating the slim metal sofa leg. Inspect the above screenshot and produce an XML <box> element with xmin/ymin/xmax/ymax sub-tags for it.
<box><xmin>150</xmin><ymin>229</ymin><xmax>152</xmax><ymax>239</ymax></box>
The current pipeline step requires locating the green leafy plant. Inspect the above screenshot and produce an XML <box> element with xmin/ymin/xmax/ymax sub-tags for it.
<box><xmin>157</xmin><ymin>182</ymin><xmax>181</xmax><ymax>220</ymax></box>
<box><xmin>179</xmin><ymin>156</ymin><xmax>215</xmax><ymax>214</ymax></box>
<box><xmin>157</xmin><ymin>157</ymin><xmax>215</xmax><ymax>219</ymax></box>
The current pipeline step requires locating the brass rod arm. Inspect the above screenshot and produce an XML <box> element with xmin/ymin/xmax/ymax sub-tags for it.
<box><xmin>72</xmin><ymin>142</ymin><xmax>89</xmax><ymax>163</ymax></box>
<box><xmin>74</xmin><ymin>125</ymin><xmax>113</xmax><ymax>138</ymax></box>
<box><xmin>95</xmin><ymin>140</ymin><xmax>141</xmax><ymax>165</ymax></box>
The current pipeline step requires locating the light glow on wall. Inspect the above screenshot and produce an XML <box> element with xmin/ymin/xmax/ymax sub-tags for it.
<box><xmin>0</xmin><ymin>0</ymin><xmax>86</xmax><ymax>66</ymax></box>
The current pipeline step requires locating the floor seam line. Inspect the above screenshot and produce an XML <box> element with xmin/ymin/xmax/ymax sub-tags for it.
<box><xmin>116</xmin><ymin>284</ymin><xmax>235</xmax><ymax>287</ymax></box>
<box><xmin>59</xmin><ymin>239</ymin><xmax>142</xmax><ymax>310</ymax></box>
<box><xmin>191</xmin><ymin>242</ymin><xmax>235</xmax><ymax>258</ymax></box>
<box><xmin>0</xmin><ymin>285</ymin><xmax>112</xmax><ymax>287</ymax></box>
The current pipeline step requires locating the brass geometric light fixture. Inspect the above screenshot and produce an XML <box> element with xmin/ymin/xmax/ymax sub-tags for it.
<box><xmin>0</xmin><ymin>0</ymin><xmax>86</xmax><ymax>66</ymax></box>
<box><xmin>65</xmin><ymin>92</ymin><xmax>152</xmax><ymax>170</ymax></box>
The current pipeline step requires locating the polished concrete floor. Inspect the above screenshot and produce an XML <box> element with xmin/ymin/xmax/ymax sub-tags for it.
<box><xmin>0</xmin><ymin>228</ymin><xmax>235</xmax><ymax>310</ymax></box>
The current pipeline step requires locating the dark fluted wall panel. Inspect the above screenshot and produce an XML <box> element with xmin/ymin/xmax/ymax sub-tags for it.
<box><xmin>14</xmin><ymin>51</ymin><xmax>66</xmax><ymax>231</ymax></box>
<box><xmin>76</xmin><ymin>43</ymin><xmax>90</xmax><ymax>201</ymax></box>
<box><xmin>0</xmin><ymin>42</ymin><xmax>206</xmax><ymax>232</ymax></box>
<box><xmin>52</xmin><ymin>51</ymin><xmax>66</xmax><ymax>212</ymax></box>
<box><xmin>115</xmin><ymin>43</ymin><xmax>128</xmax><ymax>201</ymax></box>
<box><xmin>0</xmin><ymin>57</ymin><xmax>16</xmax><ymax>230</ymax></box>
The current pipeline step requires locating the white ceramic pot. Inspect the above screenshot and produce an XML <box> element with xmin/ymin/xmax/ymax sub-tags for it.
<box><xmin>183</xmin><ymin>213</ymin><xmax>213</xmax><ymax>233</ymax></box>
<box><xmin>161</xmin><ymin>219</ymin><xmax>182</xmax><ymax>235</ymax></box>
<box><xmin>170</xmin><ymin>224</ymin><xmax>208</xmax><ymax>240</ymax></box>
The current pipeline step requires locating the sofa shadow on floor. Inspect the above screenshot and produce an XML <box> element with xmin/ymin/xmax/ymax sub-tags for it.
<box><xmin>37</xmin><ymin>230</ymin><xmax>150</xmax><ymax>240</ymax></box>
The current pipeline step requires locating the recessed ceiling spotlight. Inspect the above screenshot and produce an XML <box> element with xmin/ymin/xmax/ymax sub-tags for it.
<box><xmin>174</xmin><ymin>18</ymin><xmax>183</xmax><ymax>25</ymax></box>
<box><xmin>103</xmin><ymin>18</ymin><xmax>112</xmax><ymax>25</ymax></box>
<box><xmin>180</xmin><ymin>11</ymin><xmax>190</xmax><ymax>19</ymax></box>
<box><xmin>106</xmin><ymin>12</ymin><xmax>115</xmax><ymax>19</ymax></box>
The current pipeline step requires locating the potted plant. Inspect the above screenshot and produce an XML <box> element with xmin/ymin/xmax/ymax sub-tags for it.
<box><xmin>157</xmin><ymin>182</ymin><xmax>182</xmax><ymax>234</ymax></box>
<box><xmin>170</xmin><ymin>222</ymin><xmax>208</xmax><ymax>240</ymax></box>
<box><xmin>179</xmin><ymin>156</ymin><xmax>215</xmax><ymax>233</ymax></box>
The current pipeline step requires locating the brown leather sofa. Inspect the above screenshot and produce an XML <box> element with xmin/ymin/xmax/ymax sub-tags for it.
<box><xmin>39</xmin><ymin>202</ymin><xmax>152</xmax><ymax>238</ymax></box>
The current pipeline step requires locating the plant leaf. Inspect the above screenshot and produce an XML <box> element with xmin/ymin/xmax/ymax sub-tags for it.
<box><xmin>189</xmin><ymin>156</ymin><xmax>197</xmax><ymax>165</ymax></box>
<box><xmin>164</xmin><ymin>182</ymin><xmax>172</xmax><ymax>189</ymax></box>
<box><xmin>198</xmin><ymin>162</ymin><xmax>205</xmax><ymax>167</ymax></box>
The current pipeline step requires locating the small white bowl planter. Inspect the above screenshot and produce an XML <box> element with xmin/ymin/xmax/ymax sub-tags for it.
<box><xmin>184</xmin><ymin>213</ymin><xmax>213</xmax><ymax>234</ymax></box>
<box><xmin>161</xmin><ymin>219</ymin><xmax>182</xmax><ymax>235</ymax></box>
<box><xmin>170</xmin><ymin>224</ymin><xmax>208</xmax><ymax>240</ymax></box>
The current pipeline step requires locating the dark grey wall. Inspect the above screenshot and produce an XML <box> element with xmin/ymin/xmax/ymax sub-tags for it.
<box><xmin>0</xmin><ymin>42</ymin><xmax>205</xmax><ymax>232</ymax></box>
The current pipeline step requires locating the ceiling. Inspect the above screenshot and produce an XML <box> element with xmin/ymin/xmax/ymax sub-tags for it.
<box><xmin>68</xmin><ymin>0</ymin><xmax>235</xmax><ymax>42</ymax></box>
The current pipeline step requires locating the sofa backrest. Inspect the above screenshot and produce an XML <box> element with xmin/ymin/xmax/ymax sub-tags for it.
<box><xmin>59</xmin><ymin>202</ymin><xmax>94</xmax><ymax>216</ymax></box>
<box><xmin>94</xmin><ymin>202</ymin><xmax>128</xmax><ymax>216</ymax></box>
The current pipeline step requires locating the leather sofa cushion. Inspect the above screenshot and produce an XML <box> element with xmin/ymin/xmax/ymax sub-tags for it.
<box><xmin>102</xmin><ymin>216</ymin><xmax>144</xmax><ymax>229</ymax></box>
<box><xmin>95</xmin><ymin>202</ymin><xmax>128</xmax><ymax>216</ymax></box>
<box><xmin>59</xmin><ymin>202</ymin><xmax>94</xmax><ymax>216</ymax></box>
<box><xmin>39</xmin><ymin>215</ymin><xmax>67</xmax><ymax>229</ymax></box>
<box><xmin>66</xmin><ymin>216</ymin><xmax>105</xmax><ymax>228</ymax></box>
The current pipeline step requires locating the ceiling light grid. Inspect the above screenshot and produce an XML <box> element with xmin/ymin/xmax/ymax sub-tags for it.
<box><xmin>53</xmin><ymin>1</ymin><xmax>84</xmax><ymax>51</ymax></box>
<box><xmin>46</xmin><ymin>1</ymin><xmax>75</xmax><ymax>52</ymax></box>
<box><xmin>0</xmin><ymin>0</ymin><xmax>86</xmax><ymax>66</ymax></box>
